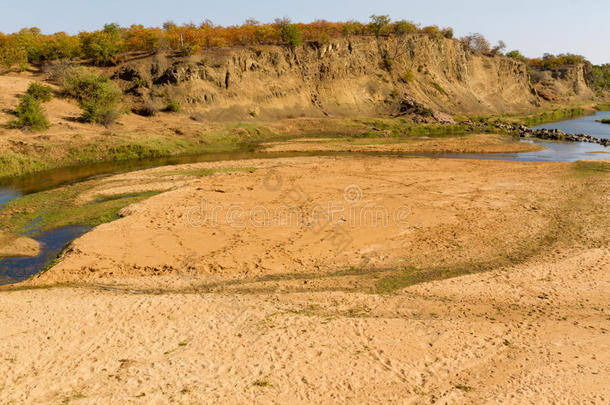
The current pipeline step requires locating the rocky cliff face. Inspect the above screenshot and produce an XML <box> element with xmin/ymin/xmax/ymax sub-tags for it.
<box><xmin>531</xmin><ymin>64</ymin><xmax>595</xmax><ymax>103</ymax></box>
<box><xmin>109</xmin><ymin>35</ymin><xmax>596</xmax><ymax>120</ymax></box>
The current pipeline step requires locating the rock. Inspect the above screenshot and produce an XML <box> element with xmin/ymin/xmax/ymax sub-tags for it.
<box><xmin>432</xmin><ymin>111</ymin><xmax>456</xmax><ymax>124</ymax></box>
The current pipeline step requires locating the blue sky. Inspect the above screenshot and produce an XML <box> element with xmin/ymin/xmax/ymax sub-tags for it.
<box><xmin>1</xmin><ymin>0</ymin><xmax>608</xmax><ymax>64</ymax></box>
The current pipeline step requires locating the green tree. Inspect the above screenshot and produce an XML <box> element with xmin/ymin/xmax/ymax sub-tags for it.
<box><xmin>79</xmin><ymin>23</ymin><xmax>123</xmax><ymax>65</ymax></box>
<box><xmin>369</xmin><ymin>15</ymin><xmax>391</xmax><ymax>37</ymax></box>
<box><xmin>275</xmin><ymin>18</ymin><xmax>302</xmax><ymax>47</ymax></box>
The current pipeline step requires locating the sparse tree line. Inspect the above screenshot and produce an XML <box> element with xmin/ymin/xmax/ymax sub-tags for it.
<box><xmin>1</xmin><ymin>15</ymin><xmax>598</xmax><ymax>73</ymax></box>
<box><xmin>0</xmin><ymin>16</ymin><xmax>504</xmax><ymax>68</ymax></box>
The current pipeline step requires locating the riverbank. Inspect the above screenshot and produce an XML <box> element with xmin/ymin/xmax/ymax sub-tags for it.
<box><xmin>2</xmin><ymin>73</ymin><xmax>605</xmax><ymax>179</ymax></box>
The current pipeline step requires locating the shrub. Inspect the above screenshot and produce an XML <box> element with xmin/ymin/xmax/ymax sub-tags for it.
<box><xmin>137</xmin><ymin>99</ymin><xmax>160</xmax><ymax>116</ymax></box>
<box><xmin>164</xmin><ymin>100</ymin><xmax>181</xmax><ymax>112</ymax></box>
<box><xmin>491</xmin><ymin>40</ymin><xmax>507</xmax><ymax>55</ymax></box>
<box><xmin>8</xmin><ymin>94</ymin><xmax>49</xmax><ymax>131</ymax></box>
<box><xmin>381</xmin><ymin>56</ymin><xmax>393</xmax><ymax>72</ymax></box>
<box><xmin>421</xmin><ymin>25</ymin><xmax>442</xmax><ymax>39</ymax></box>
<box><xmin>506</xmin><ymin>50</ymin><xmax>526</xmax><ymax>62</ymax></box>
<box><xmin>461</xmin><ymin>33</ymin><xmax>491</xmax><ymax>53</ymax></box>
<box><xmin>25</xmin><ymin>82</ymin><xmax>53</xmax><ymax>102</ymax></box>
<box><xmin>393</xmin><ymin>20</ymin><xmax>417</xmax><ymax>36</ymax></box>
<box><xmin>275</xmin><ymin>18</ymin><xmax>302</xmax><ymax>47</ymax></box>
<box><xmin>441</xmin><ymin>28</ymin><xmax>454</xmax><ymax>39</ymax></box>
<box><xmin>399</xmin><ymin>70</ymin><xmax>415</xmax><ymax>83</ymax></box>
<box><xmin>61</xmin><ymin>67</ymin><xmax>122</xmax><ymax>125</ymax></box>
<box><xmin>131</xmin><ymin>77</ymin><xmax>148</xmax><ymax>89</ymax></box>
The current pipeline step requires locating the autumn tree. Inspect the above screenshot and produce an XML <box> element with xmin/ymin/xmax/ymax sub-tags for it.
<box><xmin>0</xmin><ymin>34</ymin><xmax>28</xmax><ymax>70</ymax></box>
<box><xmin>80</xmin><ymin>23</ymin><xmax>124</xmax><ymax>65</ymax></box>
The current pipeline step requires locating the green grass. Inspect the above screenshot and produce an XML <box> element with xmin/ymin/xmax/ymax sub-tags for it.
<box><xmin>0</xmin><ymin>184</ymin><xmax>160</xmax><ymax>237</ymax></box>
<box><xmin>473</xmin><ymin>106</ymin><xmax>591</xmax><ymax>127</ymax></box>
<box><xmin>572</xmin><ymin>161</ymin><xmax>610</xmax><ymax>174</ymax></box>
<box><xmin>253</xmin><ymin>379</ymin><xmax>273</xmax><ymax>388</ymax></box>
<box><xmin>0</xmin><ymin>126</ymin><xmax>261</xmax><ymax>179</ymax></box>
<box><xmin>431</xmin><ymin>81</ymin><xmax>447</xmax><ymax>95</ymax></box>
<box><xmin>157</xmin><ymin>166</ymin><xmax>257</xmax><ymax>178</ymax></box>
<box><xmin>594</xmin><ymin>102</ymin><xmax>610</xmax><ymax>111</ymax></box>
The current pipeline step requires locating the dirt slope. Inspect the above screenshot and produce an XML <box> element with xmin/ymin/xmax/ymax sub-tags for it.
<box><xmin>109</xmin><ymin>35</ymin><xmax>595</xmax><ymax>120</ymax></box>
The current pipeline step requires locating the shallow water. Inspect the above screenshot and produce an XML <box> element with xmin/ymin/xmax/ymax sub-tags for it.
<box><xmin>1</xmin><ymin>127</ymin><xmax>609</xmax><ymax>286</ymax></box>
<box><xmin>429</xmin><ymin>140</ymin><xmax>609</xmax><ymax>162</ymax></box>
<box><xmin>0</xmin><ymin>226</ymin><xmax>90</xmax><ymax>284</ymax></box>
<box><xmin>533</xmin><ymin>111</ymin><xmax>610</xmax><ymax>139</ymax></box>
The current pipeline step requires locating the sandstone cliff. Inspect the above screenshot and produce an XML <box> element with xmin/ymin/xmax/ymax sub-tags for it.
<box><xmin>107</xmin><ymin>35</ymin><xmax>595</xmax><ymax>120</ymax></box>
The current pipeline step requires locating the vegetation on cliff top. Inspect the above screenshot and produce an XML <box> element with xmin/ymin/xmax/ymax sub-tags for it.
<box><xmin>1</xmin><ymin>16</ymin><xmax>498</xmax><ymax>68</ymax></box>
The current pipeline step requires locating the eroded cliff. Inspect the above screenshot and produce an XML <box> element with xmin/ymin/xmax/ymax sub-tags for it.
<box><xmin>108</xmin><ymin>35</ymin><xmax>595</xmax><ymax>120</ymax></box>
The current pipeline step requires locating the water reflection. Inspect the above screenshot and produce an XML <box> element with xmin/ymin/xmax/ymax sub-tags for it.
<box><xmin>533</xmin><ymin>111</ymin><xmax>610</xmax><ymax>140</ymax></box>
<box><xmin>0</xmin><ymin>226</ymin><xmax>90</xmax><ymax>285</ymax></box>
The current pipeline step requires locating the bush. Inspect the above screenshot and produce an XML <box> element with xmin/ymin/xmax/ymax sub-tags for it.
<box><xmin>461</xmin><ymin>33</ymin><xmax>491</xmax><ymax>53</ymax></box>
<box><xmin>506</xmin><ymin>50</ymin><xmax>526</xmax><ymax>62</ymax></box>
<box><xmin>164</xmin><ymin>100</ymin><xmax>181</xmax><ymax>112</ymax></box>
<box><xmin>25</xmin><ymin>82</ymin><xmax>53</xmax><ymax>102</ymax></box>
<box><xmin>399</xmin><ymin>70</ymin><xmax>415</xmax><ymax>83</ymax></box>
<box><xmin>8</xmin><ymin>94</ymin><xmax>49</xmax><ymax>131</ymax></box>
<box><xmin>61</xmin><ymin>67</ymin><xmax>122</xmax><ymax>125</ymax></box>
<box><xmin>393</xmin><ymin>20</ymin><xmax>417</xmax><ymax>36</ymax></box>
<box><xmin>381</xmin><ymin>56</ymin><xmax>393</xmax><ymax>72</ymax></box>
<box><xmin>441</xmin><ymin>28</ymin><xmax>454</xmax><ymax>39</ymax></box>
<box><xmin>421</xmin><ymin>25</ymin><xmax>442</xmax><ymax>39</ymax></box>
<box><xmin>137</xmin><ymin>99</ymin><xmax>160</xmax><ymax>116</ymax></box>
<box><xmin>275</xmin><ymin>19</ymin><xmax>302</xmax><ymax>47</ymax></box>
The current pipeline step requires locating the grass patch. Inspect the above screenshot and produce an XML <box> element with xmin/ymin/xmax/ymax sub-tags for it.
<box><xmin>0</xmin><ymin>184</ymin><xmax>159</xmax><ymax>237</ymax></box>
<box><xmin>477</xmin><ymin>106</ymin><xmax>591</xmax><ymax>127</ymax></box>
<box><xmin>594</xmin><ymin>102</ymin><xmax>610</xmax><ymax>111</ymax></box>
<box><xmin>164</xmin><ymin>100</ymin><xmax>181</xmax><ymax>112</ymax></box>
<box><xmin>158</xmin><ymin>166</ymin><xmax>257</xmax><ymax>178</ymax></box>
<box><xmin>572</xmin><ymin>160</ymin><xmax>610</xmax><ymax>174</ymax></box>
<box><xmin>431</xmin><ymin>81</ymin><xmax>447</xmax><ymax>95</ymax></box>
<box><xmin>0</xmin><ymin>151</ymin><xmax>48</xmax><ymax>177</ymax></box>
<box><xmin>253</xmin><ymin>379</ymin><xmax>273</xmax><ymax>388</ymax></box>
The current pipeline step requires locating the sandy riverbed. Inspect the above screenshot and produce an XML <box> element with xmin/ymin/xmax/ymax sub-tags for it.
<box><xmin>1</xmin><ymin>155</ymin><xmax>609</xmax><ymax>403</ymax></box>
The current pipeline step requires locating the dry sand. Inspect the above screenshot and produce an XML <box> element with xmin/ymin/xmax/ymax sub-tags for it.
<box><xmin>1</xmin><ymin>156</ymin><xmax>609</xmax><ymax>403</ymax></box>
<box><xmin>0</xmin><ymin>248</ymin><xmax>608</xmax><ymax>403</ymax></box>
<box><xmin>261</xmin><ymin>134</ymin><xmax>544</xmax><ymax>154</ymax></box>
<box><xmin>0</xmin><ymin>231</ymin><xmax>39</xmax><ymax>258</ymax></box>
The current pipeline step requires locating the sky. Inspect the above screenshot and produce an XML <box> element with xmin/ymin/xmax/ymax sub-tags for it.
<box><xmin>0</xmin><ymin>0</ymin><xmax>608</xmax><ymax>64</ymax></box>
